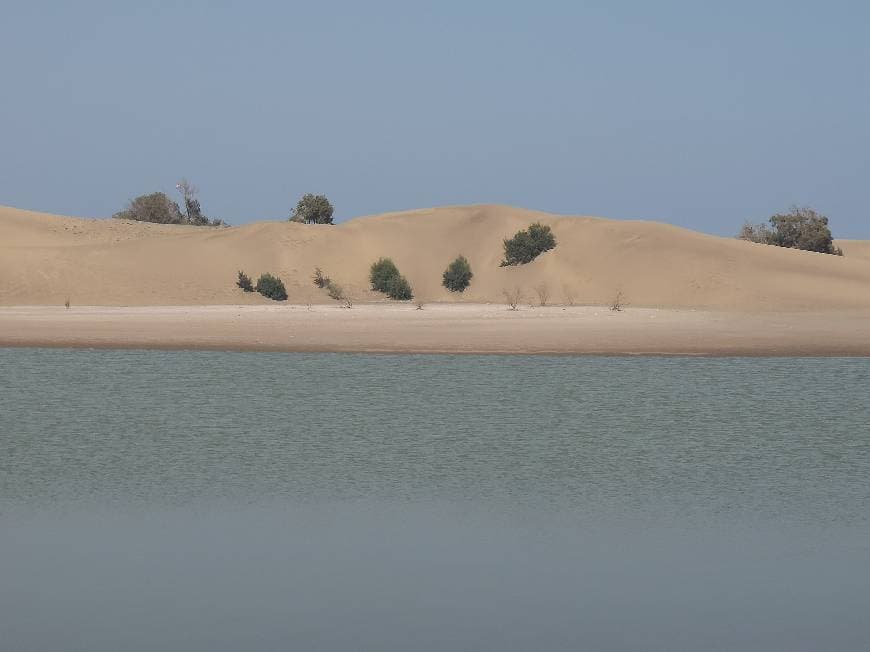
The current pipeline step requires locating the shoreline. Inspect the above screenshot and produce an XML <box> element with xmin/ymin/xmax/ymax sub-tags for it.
<box><xmin>2</xmin><ymin>304</ymin><xmax>870</xmax><ymax>356</ymax></box>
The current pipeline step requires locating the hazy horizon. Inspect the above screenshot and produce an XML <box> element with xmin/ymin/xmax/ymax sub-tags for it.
<box><xmin>2</xmin><ymin>1</ymin><xmax>868</xmax><ymax>237</ymax></box>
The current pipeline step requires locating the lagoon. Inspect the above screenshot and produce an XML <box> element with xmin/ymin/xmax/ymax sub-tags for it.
<box><xmin>1</xmin><ymin>351</ymin><xmax>869</xmax><ymax>650</ymax></box>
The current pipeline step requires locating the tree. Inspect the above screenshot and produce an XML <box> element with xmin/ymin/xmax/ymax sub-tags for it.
<box><xmin>255</xmin><ymin>273</ymin><xmax>288</xmax><ymax>301</ymax></box>
<box><xmin>442</xmin><ymin>255</ymin><xmax>473</xmax><ymax>292</ymax></box>
<box><xmin>113</xmin><ymin>192</ymin><xmax>184</xmax><ymax>224</ymax></box>
<box><xmin>370</xmin><ymin>258</ymin><xmax>401</xmax><ymax>293</ymax></box>
<box><xmin>237</xmin><ymin>270</ymin><xmax>254</xmax><ymax>292</ymax></box>
<box><xmin>500</xmin><ymin>222</ymin><xmax>557</xmax><ymax>266</ymax></box>
<box><xmin>176</xmin><ymin>178</ymin><xmax>228</xmax><ymax>226</ymax></box>
<box><xmin>290</xmin><ymin>193</ymin><xmax>334</xmax><ymax>224</ymax></box>
<box><xmin>738</xmin><ymin>206</ymin><xmax>842</xmax><ymax>255</ymax></box>
<box><xmin>386</xmin><ymin>274</ymin><xmax>413</xmax><ymax>300</ymax></box>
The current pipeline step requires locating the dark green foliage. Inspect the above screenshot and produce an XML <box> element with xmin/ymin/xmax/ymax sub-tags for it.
<box><xmin>386</xmin><ymin>274</ymin><xmax>414</xmax><ymax>300</ymax></box>
<box><xmin>255</xmin><ymin>273</ymin><xmax>288</xmax><ymax>301</ymax></box>
<box><xmin>442</xmin><ymin>255</ymin><xmax>473</xmax><ymax>292</ymax></box>
<box><xmin>312</xmin><ymin>267</ymin><xmax>331</xmax><ymax>288</ymax></box>
<box><xmin>739</xmin><ymin>206</ymin><xmax>842</xmax><ymax>255</ymax></box>
<box><xmin>500</xmin><ymin>222</ymin><xmax>557</xmax><ymax>266</ymax></box>
<box><xmin>290</xmin><ymin>193</ymin><xmax>334</xmax><ymax>224</ymax></box>
<box><xmin>369</xmin><ymin>258</ymin><xmax>401</xmax><ymax>292</ymax></box>
<box><xmin>113</xmin><ymin>192</ymin><xmax>184</xmax><ymax>224</ymax></box>
<box><xmin>369</xmin><ymin>257</ymin><xmax>413</xmax><ymax>300</ymax></box>
<box><xmin>237</xmin><ymin>270</ymin><xmax>254</xmax><ymax>292</ymax></box>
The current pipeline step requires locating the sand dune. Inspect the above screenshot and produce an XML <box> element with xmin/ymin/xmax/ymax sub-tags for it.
<box><xmin>2</xmin><ymin>203</ymin><xmax>870</xmax><ymax>310</ymax></box>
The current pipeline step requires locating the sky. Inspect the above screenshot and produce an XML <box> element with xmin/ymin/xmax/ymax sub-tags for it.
<box><xmin>1</xmin><ymin>0</ymin><xmax>868</xmax><ymax>236</ymax></box>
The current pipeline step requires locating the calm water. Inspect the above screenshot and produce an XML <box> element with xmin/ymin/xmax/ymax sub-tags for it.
<box><xmin>1</xmin><ymin>350</ymin><xmax>869</xmax><ymax>651</ymax></box>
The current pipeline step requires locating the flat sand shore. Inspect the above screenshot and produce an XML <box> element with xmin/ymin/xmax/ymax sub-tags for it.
<box><xmin>2</xmin><ymin>304</ymin><xmax>869</xmax><ymax>356</ymax></box>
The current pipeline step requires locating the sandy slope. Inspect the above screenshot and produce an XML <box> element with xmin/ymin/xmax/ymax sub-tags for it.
<box><xmin>2</xmin><ymin>203</ymin><xmax>870</xmax><ymax>310</ymax></box>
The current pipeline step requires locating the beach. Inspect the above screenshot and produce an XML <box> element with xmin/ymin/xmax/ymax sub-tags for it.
<box><xmin>2</xmin><ymin>303</ymin><xmax>869</xmax><ymax>355</ymax></box>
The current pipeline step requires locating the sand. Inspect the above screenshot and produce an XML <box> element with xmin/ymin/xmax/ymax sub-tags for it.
<box><xmin>1</xmin><ymin>304</ymin><xmax>869</xmax><ymax>356</ymax></box>
<box><xmin>2</xmin><ymin>203</ymin><xmax>869</xmax><ymax>354</ymax></box>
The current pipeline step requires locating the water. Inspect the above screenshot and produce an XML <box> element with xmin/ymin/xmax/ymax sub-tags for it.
<box><xmin>2</xmin><ymin>350</ymin><xmax>869</xmax><ymax>650</ymax></box>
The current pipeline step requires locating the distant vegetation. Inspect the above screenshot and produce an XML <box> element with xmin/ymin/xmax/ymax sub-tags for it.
<box><xmin>739</xmin><ymin>206</ymin><xmax>842</xmax><ymax>256</ymax></box>
<box><xmin>503</xmin><ymin>287</ymin><xmax>522</xmax><ymax>310</ymax></box>
<box><xmin>312</xmin><ymin>267</ymin><xmax>352</xmax><ymax>307</ymax></box>
<box><xmin>501</xmin><ymin>223</ymin><xmax>556</xmax><ymax>266</ymax></box>
<box><xmin>385</xmin><ymin>274</ymin><xmax>413</xmax><ymax>300</ymax></box>
<box><xmin>255</xmin><ymin>273</ymin><xmax>288</xmax><ymax>301</ymax></box>
<box><xmin>312</xmin><ymin>267</ymin><xmax>331</xmax><ymax>289</ymax></box>
<box><xmin>442</xmin><ymin>255</ymin><xmax>473</xmax><ymax>292</ymax></box>
<box><xmin>113</xmin><ymin>192</ymin><xmax>182</xmax><ymax>224</ymax></box>
<box><xmin>290</xmin><ymin>194</ymin><xmax>334</xmax><ymax>224</ymax></box>
<box><xmin>370</xmin><ymin>258</ymin><xmax>413</xmax><ymax>300</ymax></box>
<box><xmin>237</xmin><ymin>270</ymin><xmax>254</xmax><ymax>292</ymax></box>
<box><xmin>113</xmin><ymin>179</ymin><xmax>227</xmax><ymax>226</ymax></box>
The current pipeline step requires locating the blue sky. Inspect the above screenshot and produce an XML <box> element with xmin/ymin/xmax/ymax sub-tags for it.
<box><xmin>1</xmin><ymin>0</ymin><xmax>868</xmax><ymax>236</ymax></box>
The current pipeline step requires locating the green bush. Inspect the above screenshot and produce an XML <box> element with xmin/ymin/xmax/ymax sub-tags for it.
<box><xmin>255</xmin><ymin>273</ymin><xmax>288</xmax><ymax>301</ymax></box>
<box><xmin>369</xmin><ymin>258</ymin><xmax>401</xmax><ymax>293</ymax></box>
<box><xmin>442</xmin><ymin>255</ymin><xmax>473</xmax><ymax>292</ymax></box>
<box><xmin>739</xmin><ymin>206</ymin><xmax>842</xmax><ymax>255</ymax></box>
<box><xmin>237</xmin><ymin>270</ymin><xmax>254</xmax><ymax>292</ymax></box>
<box><xmin>500</xmin><ymin>222</ymin><xmax>557</xmax><ymax>266</ymax></box>
<box><xmin>386</xmin><ymin>274</ymin><xmax>413</xmax><ymax>300</ymax></box>
<box><xmin>113</xmin><ymin>192</ymin><xmax>184</xmax><ymax>224</ymax></box>
<box><xmin>290</xmin><ymin>193</ymin><xmax>334</xmax><ymax>224</ymax></box>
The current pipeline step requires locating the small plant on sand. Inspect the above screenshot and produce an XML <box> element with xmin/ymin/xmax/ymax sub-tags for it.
<box><xmin>442</xmin><ymin>255</ymin><xmax>473</xmax><ymax>292</ymax></box>
<box><xmin>610</xmin><ymin>290</ymin><xmax>627</xmax><ymax>312</ymax></box>
<box><xmin>386</xmin><ymin>274</ymin><xmax>414</xmax><ymax>300</ymax></box>
<box><xmin>255</xmin><ymin>273</ymin><xmax>288</xmax><ymax>301</ymax></box>
<box><xmin>324</xmin><ymin>279</ymin><xmax>353</xmax><ymax>308</ymax></box>
<box><xmin>562</xmin><ymin>284</ymin><xmax>576</xmax><ymax>307</ymax></box>
<box><xmin>369</xmin><ymin>258</ymin><xmax>400</xmax><ymax>292</ymax></box>
<box><xmin>535</xmin><ymin>283</ymin><xmax>550</xmax><ymax>307</ymax></box>
<box><xmin>237</xmin><ymin>270</ymin><xmax>254</xmax><ymax>292</ymax></box>
<box><xmin>326</xmin><ymin>280</ymin><xmax>344</xmax><ymax>300</ymax></box>
<box><xmin>64</xmin><ymin>297</ymin><xmax>70</xmax><ymax>310</ymax></box>
<box><xmin>500</xmin><ymin>223</ymin><xmax>556</xmax><ymax>266</ymax></box>
<box><xmin>370</xmin><ymin>257</ymin><xmax>414</xmax><ymax>300</ymax></box>
<box><xmin>415</xmin><ymin>299</ymin><xmax>425</xmax><ymax>310</ymax></box>
<box><xmin>312</xmin><ymin>267</ymin><xmax>331</xmax><ymax>289</ymax></box>
<box><xmin>503</xmin><ymin>287</ymin><xmax>523</xmax><ymax>311</ymax></box>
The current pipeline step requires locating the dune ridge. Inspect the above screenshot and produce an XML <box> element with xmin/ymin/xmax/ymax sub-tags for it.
<box><xmin>2</xmin><ymin>203</ymin><xmax>870</xmax><ymax>310</ymax></box>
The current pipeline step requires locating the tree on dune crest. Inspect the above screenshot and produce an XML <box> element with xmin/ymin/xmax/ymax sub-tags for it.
<box><xmin>113</xmin><ymin>192</ymin><xmax>184</xmax><ymax>224</ymax></box>
<box><xmin>738</xmin><ymin>206</ymin><xmax>842</xmax><ymax>255</ymax></box>
<box><xmin>290</xmin><ymin>193</ymin><xmax>334</xmax><ymax>224</ymax></box>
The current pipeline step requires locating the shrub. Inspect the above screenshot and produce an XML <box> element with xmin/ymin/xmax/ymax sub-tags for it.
<box><xmin>312</xmin><ymin>267</ymin><xmax>331</xmax><ymax>289</ymax></box>
<box><xmin>610</xmin><ymin>290</ymin><xmax>626</xmax><ymax>312</ymax></box>
<box><xmin>255</xmin><ymin>273</ymin><xmax>288</xmax><ymax>301</ymax></box>
<box><xmin>386</xmin><ymin>274</ymin><xmax>414</xmax><ymax>300</ymax></box>
<box><xmin>369</xmin><ymin>258</ymin><xmax>401</xmax><ymax>293</ymax></box>
<box><xmin>535</xmin><ymin>283</ymin><xmax>550</xmax><ymax>306</ymax></box>
<box><xmin>442</xmin><ymin>255</ymin><xmax>473</xmax><ymax>292</ymax></box>
<box><xmin>290</xmin><ymin>193</ymin><xmax>334</xmax><ymax>224</ymax></box>
<box><xmin>738</xmin><ymin>206</ymin><xmax>842</xmax><ymax>255</ymax></box>
<box><xmin>326</xmin><ymin>280</ymin><xmax>344</xmax><ymax>300</ymax></box>
<box><xmin>500</xmin><ymin>222</ymin><xmax>556</xmax><ymax>266</ymax></box>
<box><xmin>503</xmin><ymin>287</ymin><xmax>522</xmax><ymax>310</ymax></box>
<box><xmin>113</xmin><ymin>192</ymin><xmax>184</xmax><ymax>224</ymax></box>
<box><xmin>237</xmin><ymin>270</ymin><xmax>254</xmax><ymax>292</ymax></box>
